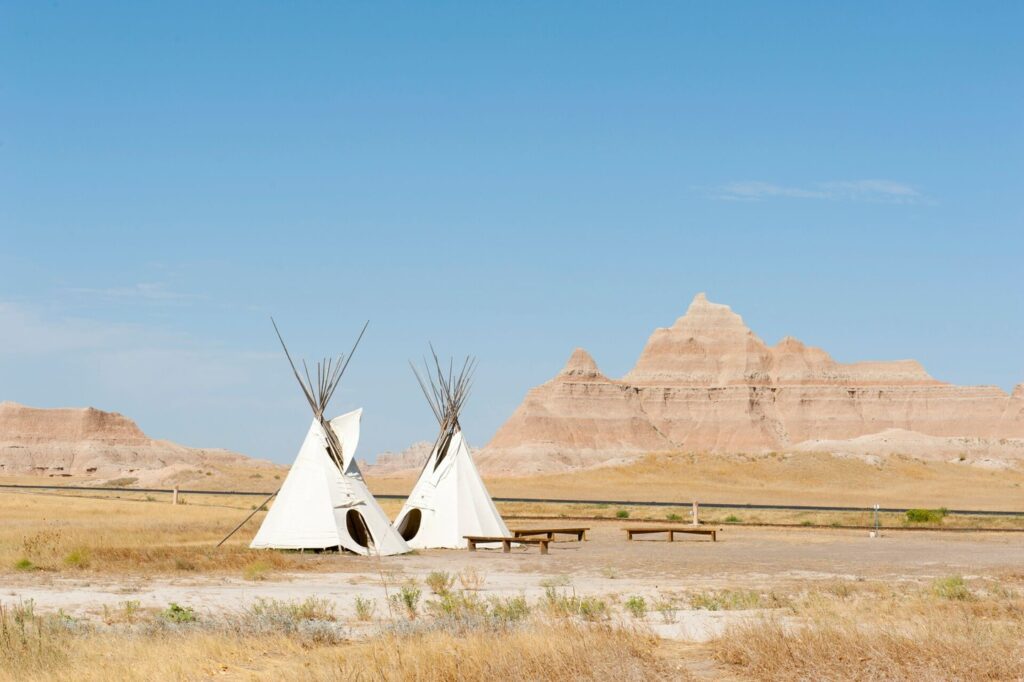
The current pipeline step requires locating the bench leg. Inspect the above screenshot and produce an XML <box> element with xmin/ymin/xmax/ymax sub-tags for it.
<box><xmin>502</xmin><ymin>540</ymin><xmax>511</xmax><ymax>553</ymax></box>
<box><xmin>627</xmin><ymin>531</ymin><xmax>633</xmax><ymax>541</ymax></box>
<box><xmin>669</xmin><ymin>531</ymin><xmax>674</xmax><ymax>542</ymax></box>
<box><xmin>468</xmin><ymin>539</ymin><xmax>476</xmax><ymax>551</ymax></box>
<box><xmin>547</xmin><ymin>532</ymin><xmax>553</xmax><ymax>540</ymax></box>
<box><xmin>540</xmin><ymin>541</ymin><xmax>549</xmax><ymax>555</ymax></box>
<box><xmin>711</xmin><ymin>531</ymin><xmax>716</xmax><ymax>542</ymax></box>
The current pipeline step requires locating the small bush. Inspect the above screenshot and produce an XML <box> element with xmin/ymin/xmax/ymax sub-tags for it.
<box><xmin>578</xmin><ymin>596</ymin><xmax>610</xmax><ymax>621</ymax></box>
<box><xmin>63</xmin><ymin>548</ymin><xmax>90</xmax><ymax>569</ymax></box>
<box><xmin>393</xmin><ymin>583</ymin><xmax>421</xmax><ymax>619</ymax></box>
<box><xmin>724</xmin><ymin>515</ymin><xmax>741</xmax><ymax>524</ymax></box>
<box><xmin>666</xmin><ymin>513</ymin><xmax>683</xmax><ymax>522</ymax></box>
<box><xmin>161</xmin><ymin>602</ymin><xmax>197</xmax><ymax>624</ymax></box>
<box><xmin>600</xmin><ymin>566</ymin><xmax>620</xmax><ymax>579</ymax></box>
<box><xmin>458</xmin><ymin>567</ymin><xmax>487</xmax><ymax>591</ymax></box>
<box><xmin>689</xmin><ymin>589</ymin><xmax>762</xmax><ymax>611</ymax></box>
<box><xmin>906</xmin><ymin>508</ymin><xmax>947</xmax><ymax>523</ymax></box>
<box><xmin>248</xmin><ymin>597</ymin><xmax>336</xmax><ymax>623</ymax></box>
<box><xmin>933</xmin><ymin>576</ymin><xmax>974</xmax><ymax>601</ymax></box>
<box><xmin>624</xmin><ymin>595</ymin><xmax>647</xmax><ymax>619</ymax></box>
<box><xmin>615</xmin><ymin>510</ymin><xmax>630</xmax><ymax>519</ymax></box>
<box><xmin>13</xmin><ymin>557</ymin><xmax>35</xmax><ymax>571</ymax></box>
<box><xmin>354</xmin><ymin>596</ymin><xmax>376</xmax><ymax>621</ymax></box>
<box><xmin>490</xmin><ymin>595</ymin><xmax>531</xmax><ymax>623</ymax></box>
<box><xmin>105</xmin><ymin>477</ymin><xmax>138</xmax><ymax>488</ymax></box>
<box><xmin>174</xmin><ymin>557</ymin><xmax>196</xmax><ymax>571</ymax></box>
<box><xmin>425</xmin><ymin>571</ymin><xmax>456</xmax><ymax>596</ymax></box>
<box><xmin>121</xmin><ymin>600</ymin><xmax>141</xmax><ymax>624</ymax></box>
<box><xmin>654</xmin><ymin>598</ymin><xmax>677</xmax><ymax>623</ymax></box>
<box><xmin>800</xmin><ymin>520</ymin><xmax>814</xmax><ymax>526</ymax></box>
<box><xmin>242</xmin><ymin>559</ymin><xmax>271</xmax><ymax>581</ymax></box>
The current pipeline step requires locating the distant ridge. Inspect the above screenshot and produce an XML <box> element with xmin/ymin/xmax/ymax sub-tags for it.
<box><xmin>0</xmin><ymin>402</ymin><xmax>275</xmax><ymax>487</ymax></box>
<box><xmin>473</xmin><ymin>293</ymin><xmax>1024</xmax><ymax>475</ymax></box>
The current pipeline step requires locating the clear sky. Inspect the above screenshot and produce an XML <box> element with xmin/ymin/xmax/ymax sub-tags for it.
<box><xmin>2</xmin><ymin>3</ymin><xmax>1021</xmax><ymax>463</ymax></box>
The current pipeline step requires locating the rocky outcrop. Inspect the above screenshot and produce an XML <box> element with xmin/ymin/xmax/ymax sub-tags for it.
<box><xmin>476</xmin><ymin>294</ymin><xmax>1024</xmax><ymax>474</ymax></box>
<box><xmin>360</xmin><ymin>441</ymin><xmax>434</xmax><ymax>476</ymax></box>
<box><xmin>0</xmin><ymin>401</ymin><xmax>259</xmax><ymax>483</ymax></box>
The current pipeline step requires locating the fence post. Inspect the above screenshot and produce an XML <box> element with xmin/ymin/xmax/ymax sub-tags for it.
<box><xmin>691</xmin><ymin>500</ymin><xmax>699</xmax><ymax>525</ymax></box>
<box><xmin>172</xmin><ymin>487</ymin><xmax>179</xmax><ymax>506</ymax></box>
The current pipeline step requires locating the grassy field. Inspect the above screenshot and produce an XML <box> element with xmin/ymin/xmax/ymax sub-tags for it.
<box><xmin>4</xmin><ymin>565</ymin><xmax>1023</xmax><ymax>680</ymax></box>
<box><xmin>370</xmin><ymin>450</ymin><xmax>1024</xmax><ymax>511</ymax></box>
<box><xmin>4</xmin><ymin>480</ymin><xmax>1024</xmax><ymax>679</ymax></box>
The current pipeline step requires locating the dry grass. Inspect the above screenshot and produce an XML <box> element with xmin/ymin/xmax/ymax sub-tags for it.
<box><xmin>0</xmin><ymin>595</ymin><xmax>672</xmax><ymax>682</ymax></box>
<box><xmin>712</xmin><ymin>576</ymin><xmax>1024</xmax><ymax>681</ymax></box>
<box><xmin>0</xmin><ymin>490</ymin><xmax>336</xmax><ymax>576</ymax></box>
<box><xmin>368</xmin><ymin>450</ymin><xmax>1024</xmax><ymax>510</ymax></box>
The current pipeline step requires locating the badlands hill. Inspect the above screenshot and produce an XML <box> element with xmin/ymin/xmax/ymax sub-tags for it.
<box><xmin>0</xmin><ymin>402</ymin><xmax>278</xmax><ymax>488</ymax></box>
<box><xmin>472</xmin><ymin>294</ymin><xmax>1024</xmax><ymax>475</ymax></box>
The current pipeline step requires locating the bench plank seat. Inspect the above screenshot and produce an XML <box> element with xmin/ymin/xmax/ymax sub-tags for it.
<box><xmin>624</xmin><ymin>526</ymin><xmax>717</xmax><ymax>542</ymax></box>
<box><xmin>510</xmin><ymin>527</ymin><xmax>589</xmax><ymax>541</ymax></box>
<box><xmin>464</xmin><ymin>535</ymin><xmax>550</xmax><ymax>554</ymax></box>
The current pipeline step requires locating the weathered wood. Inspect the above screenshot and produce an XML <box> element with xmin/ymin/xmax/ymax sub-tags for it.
<box><xmin>623</xmin><ymin>526</ymin><xmax>717</xmax><ymax>542</ymax></box>
<box><xmin>463</xmin><ymin>535</ymin><xmax>550</xmax><ymax>554</ymax></box>
<box><xmin>511</xmin><ymin>527</ymin><xmax>588</xmax><ymax>541</ymax></box>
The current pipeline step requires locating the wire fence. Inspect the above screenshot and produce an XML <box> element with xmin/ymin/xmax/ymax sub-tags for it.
<box><xmin>2</xmin><ymin>483</ymin><xmax>1022</xmax><ymax>517</ymax></box>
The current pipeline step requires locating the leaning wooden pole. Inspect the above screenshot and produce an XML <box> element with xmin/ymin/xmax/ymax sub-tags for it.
<box><xmin>216</xmin><ymin>490</ymin><xmax>278</xmax><ymax>548</ymax></box>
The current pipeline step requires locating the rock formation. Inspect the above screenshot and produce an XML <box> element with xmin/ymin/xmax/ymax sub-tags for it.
<box><xmin>360</xmin><ymin>441</ymin><xmax>434</xmax><ymax>476</ymax></box>
<box><xmin>476</xmin><ymin>294</ymin><xmax>1024</xmax><ymax>474</ymax></box>
<box><xmin>0</xmin><ymin>401</ymin><xmax>265</xmax><ymax>485</ymax></box>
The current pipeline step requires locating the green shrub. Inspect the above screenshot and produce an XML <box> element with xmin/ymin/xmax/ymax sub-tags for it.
<box><xmin>161</xmin><ymin>602</ymin><xmax>197</xmax><ymax>623</ymax></box>
<box><xmin>354</xmin><ymin>596</ymin><xmax>375</xmax><ymax>621</ymax></box>
<box><xmin>615</xmin><ymin>510</ymin><xmax>630</xmax><ymax>519</ymax></box>
<box><xmin>933</xmin><ymin>575</ymin><xmax>974</xmax><ymax>601</ymax></box>
<box><xmin>666</xmin><ymin>513</ymin><xmax>683</xmax><ymax>522</ymax></box>
<box><xmin>425</xmin><ymin>571</ymin><xmax>456</xmax><ymax>596</ymax></box>
<box><xmin>624</xmin><ymin>595</ymin><xmax>647</xmax><ymax>619</ymax></box>
<box><xmin>13</xmin><ymin>557</ymin><xmax>35</xmax><ymax>571</ymax></box>
<box><xmin>577</xmin><ymin>596</ymin><xmax>609</xmax><ymax>621</ymax></box>
<box><xmin>724</xmin><ymin>514</ymin><xmax>741</xmax><ymax>524</ymax></box>
<box><xmin>242</xmin><ymin>559</ymin><xmax>271</xmax><ymax>581</ymax></box>
<box><xmin>63</xmin><ymin>548</ymin><xmax>90</xmax><ymax>569</ymax></box>
<box><xmin>489</xmin><ymin>595</ymin><xmax>531</xmax><ymax>623</ymax></box>
<box><xmin>906</xmin><ymin>508</ymin><xmax>947</xmax><ymax>523</ymax></box>
<box><xmin>393</xmin><ymin>583</ymin><xmax>421</xmax><ymax>619</ymax></box>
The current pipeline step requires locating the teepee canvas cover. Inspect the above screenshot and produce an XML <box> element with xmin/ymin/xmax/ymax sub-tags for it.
<box><xmin>250</xmin><ymin>322</ymin><xmax>410</xmax><ymax>556</ymax></box>
<box><xmin>393</xmin><ymin>352</ymin><xmax>508</xmax><ymax>549</ymax></box>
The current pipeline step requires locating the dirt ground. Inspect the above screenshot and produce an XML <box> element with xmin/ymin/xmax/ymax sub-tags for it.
<box><xmin>7</xmin><ymin>520</ymin><xmax>1022</xmax><ymax>642</ymax></box>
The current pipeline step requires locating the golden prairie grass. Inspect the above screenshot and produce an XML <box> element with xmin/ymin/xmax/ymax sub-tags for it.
<box><xmin>711</xmin><ymin>575</ymin><xmax>1024</xmax><ymax>681</ymax></box>
<box><xmin>0</xmin><ymin>490</ymin><xmax>335</xmax><ymax>576</ymax></box>
<box><xmin>0</xmin><ymin>596</ymin><xmax>671</xmax><ymax>682</ymax></box>
<box><xmin>372</xmin><ymin>450</ymin><xmax>1024</xmax><ymax>510</ymax></box>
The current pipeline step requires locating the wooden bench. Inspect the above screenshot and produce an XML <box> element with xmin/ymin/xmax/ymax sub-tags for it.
<box><xmin>510</xmin><ymin>527</ymin><xmax>589</xmax><ymax>541</ymax></box>
<box><xmin>624</xmin><ymin>526</ymin><xmax>717</xmax><ymax>542</ymax></box>
<box><xmin>464</xmin><ymin>535</ymin><xmax>550</xmax><ymax>554</ymax></box>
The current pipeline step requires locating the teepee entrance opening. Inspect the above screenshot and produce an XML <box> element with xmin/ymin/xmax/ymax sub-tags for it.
<box><xmin>397</xmin><ymin>508</ymin><xmax>422</xmax><ymax>541</ymax></box>
<box><xmin>346</xmin><ymin>509</ymin><xmax>372</xmax><ymax>548</ymax></box>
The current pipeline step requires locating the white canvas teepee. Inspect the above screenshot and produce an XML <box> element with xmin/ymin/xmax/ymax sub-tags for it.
<box><xmin>393</xmin><ymin>351</ymin><xmax>508</xmax><ymax>549</ymax></box>
<box><xmin>251</xmin><ymin>408</ymin><xmax>410</xmax><ymax>555</ymax></box>
<box><xmin>248</xmin><ymin>321</ymin><xmax>410</xmax><ymax>556</ymax></box>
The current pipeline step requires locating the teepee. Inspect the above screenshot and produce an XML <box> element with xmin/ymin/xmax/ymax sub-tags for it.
<box><xmin>392</xmin><ymin>349</ymin><xmax>508</xmax><ymax>549</ymax></box>
<box><xmin>250</xmin><ymin>321</ymin><xmax>410</xmax><ymax>556</ymax></box>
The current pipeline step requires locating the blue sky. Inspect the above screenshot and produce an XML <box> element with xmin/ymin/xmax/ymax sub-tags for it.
<box><xmin>1</xmin><ymin>3</ymin><xmax>1021</xmax><ymax>463</ymax></box>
